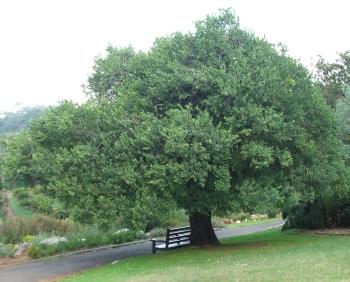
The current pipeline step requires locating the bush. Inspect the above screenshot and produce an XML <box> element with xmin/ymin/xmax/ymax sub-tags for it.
<box><xmin>283</xmin><ymin>197</ymin><xmax>350</xmax><ymax>230</ymax></box>
<box><xmin>26</xmin><ymin>195</ymin><xmax>54</xmax><ymax>214</ymax></box>
<box><xmin>22</xmin><ymin>235</ymin><xmax>36</xmax><ymax>242</ymax></box>
<box><xmin>267</xmin><ymin>210</ymin><xmax>278</xmax><ymax>219</ymax></box>
<box><xmin>135</xmin><ymin>230</ymin><xmax>147</xmax><ymax>239</ymax></box>
<box><xmin>53</xmin><ymin>207</ymin><xmax>69</xmax><ymax>220</ymax></box>
<box><xmin>211</xmin><ymin>216</ymin><xmax>224</xmax><ymax>228</ymax></box>
<box><xmin>342</xmin><ymin>206</ymin><xmax>350</xmax><ymax>226</ymax></box>
<box><xmin>0</xmin><ymin>192</ymin><xmax>8</xmax><ymax>218</ymax></box>
<box><xmin>13</xmin><ymin>187</ymin><xmax>69</xmax><ymax>219</ymax></box>
<box><xmin>27</xmin><ymin>226</ymin><xmax>139</xmax><ymax>258</ymax></box>
<box><xmin>28</xmin><ymin>244</ymin><xmax>57</xmax><ymax>259</ymax></box>
<box><xmin>229</xmin><ymin>212</ymin><xmax>251</xmax><ymax>222</ymax></box>
<box><xmin>147</xmin><ymin>227</ymin><xmax>166</xmax><ymax>238</ymax></box>
<box><xmin>109</xmin><ymin>229</ymin><xmax>136</xmax><ymax>244</ymax></box>
<box><xmin>0</xmin><ymin>243</ymin><xmax>15</xmax><ymax>257</ymax></box>
<box><xmin>0</xmin><ymin>215</ymin><xmax>72</xmax><ymax>243</ymax></box>
<box><xmin>13</xmin><ymin>189</ymin><xmax>30</xmax><ymax>201</ymax></box>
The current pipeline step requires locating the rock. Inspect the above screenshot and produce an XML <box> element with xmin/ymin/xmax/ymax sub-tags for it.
<box><xmin>40</xmin><ymin>237</ymin><xmax>68</xmax><ymax>245</ymax></box>
<box><xmin>14</xmin><ymin>243</ymin><xmax>32</xmax><ymax>256</ymax></box>
<box><xmin>113</xmin><ymin>228</ymin><xmax>129</xmax><ymax>235</ymax></box>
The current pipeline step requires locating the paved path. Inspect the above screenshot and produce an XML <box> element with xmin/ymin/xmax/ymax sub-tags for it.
<box><xmin>0</xmin><ymin>220</ymin><xmax>284</xmax><ymax>282</ymax></box>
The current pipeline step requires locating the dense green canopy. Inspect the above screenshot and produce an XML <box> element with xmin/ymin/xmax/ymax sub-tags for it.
<box><xmin>2</xmin><ymin>10</ymin><xmax>347</xmax><ymax>242</ymax></box>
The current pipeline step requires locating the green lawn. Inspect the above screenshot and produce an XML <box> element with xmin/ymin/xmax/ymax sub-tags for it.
<box><xmin>62</xmin><ymin>229</ymin><xmax>350</xmax><ymax>282</ymax></box>
<box><xmin>8</xmin><ymin>197</ymin><xmax>33</xmax><ymax>217</ymax></box>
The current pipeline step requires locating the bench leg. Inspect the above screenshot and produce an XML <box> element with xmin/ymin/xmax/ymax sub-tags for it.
<box><xmin>152</xmin><ymin>241</ymin><xmax>156</xmax><ymax>254</ymax></box>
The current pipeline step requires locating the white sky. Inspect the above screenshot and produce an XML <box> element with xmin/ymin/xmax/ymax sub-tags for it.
<box><xmin>0</xmin><ymin>0</ymin><xmax>349</xmax><ymax>113</ymax></box>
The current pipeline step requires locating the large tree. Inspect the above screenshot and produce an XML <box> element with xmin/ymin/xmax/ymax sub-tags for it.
<box><xmin>82</xmin><ymin>10</ymin><xmax>338</xmax><ymax>244</ymax></box>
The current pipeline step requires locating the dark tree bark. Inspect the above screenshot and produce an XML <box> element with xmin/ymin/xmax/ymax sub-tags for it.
<box><xmin>189</xmin><ymin>212</ymin><xmax>220</xmax><ymax>246</ymax></box>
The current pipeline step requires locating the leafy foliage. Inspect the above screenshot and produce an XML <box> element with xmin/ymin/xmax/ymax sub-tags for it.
<box><xmin>316</xmin><ymin>51</ymin><xmax>350</xmax><ymax>108</ymax></box>
<box><xmin>2</xmin><ymin>10</ymin><xmax>346</xmax><ymax>237</ymax></box>
<box><xmin>79</xmin><ymin>10</ymin><xmax>341</xmax><ymax>229</ymax></box>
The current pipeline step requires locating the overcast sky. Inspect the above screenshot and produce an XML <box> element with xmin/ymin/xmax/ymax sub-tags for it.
<box><xmin>0</xmin><ymin>0</ymin><xmax>349</xmax><ymax>113</ymax></box>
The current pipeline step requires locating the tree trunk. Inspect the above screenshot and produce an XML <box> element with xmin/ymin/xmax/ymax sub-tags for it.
<box><xmin>189</xmin><ymin>212</ymin><xmax>219</xmax><ymax>246</ymax></box>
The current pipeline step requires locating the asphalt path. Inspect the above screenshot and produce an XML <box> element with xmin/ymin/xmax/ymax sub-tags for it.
<box><xmin>0</xmin><ymin>220</ymin><xmax>284</xmax><ymax>282</ymax></box>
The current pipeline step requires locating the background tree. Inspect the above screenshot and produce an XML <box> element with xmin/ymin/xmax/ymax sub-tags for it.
<box><xmin>0</xmin><ymin>106</ymin><xmax>46</xmax><ymax>135</ymax></box>
<box><xmin>316</xmin><ymin>51</ymin><xmax>350</xmax><ymax>108</ymax></box>
<box><xmin>4</xmin><ymin>131</ymin><xmax>38</xmax><ymax>187</ymax></box>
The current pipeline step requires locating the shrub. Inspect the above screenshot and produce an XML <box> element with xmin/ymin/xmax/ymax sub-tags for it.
<box><xmin>0</xmin><ymin>192</ymin><xmax>8</xmax><ymax>218</ymax></box>
<box><xmin>109</xmin><ymin>229</ymin><xmax>136</xmax><ymax>244</ymax></box>
<box><xmin>22</xmin><ymin>235</ymin><xmax>36</xmax><ymax>242</ymax></box>
<box><xmin>283</xmin><ymin>197</ymin><xmax>350</xmax><ymax>230</ymax></box>
<box><xmin>27</xmin><ymin>226</ymin><xmax>139</xmax><ymax>258</ymax></box>
<box><xmin>211</xmin><ymin>216</ymin><xmax>224</xmax><ymax>228</ymax></box>
<box><xmin>0</xmin><ymin>243</ymin><xmax>15</xmax><ymax>257</ymax></box>
<box><xmin>135</xmin><ymin>230</ymin><xmax>147</xmax><ymax>239</ymax></box>
<box><xmin>147</xmin><ymin>227</ymin><xmax>166</xmax><ymax>238</ymax></box>
<box><xmin>162</xmin><ymin>209</ymin><xmax>189</xmax><ymax>228</ymax></box>
<box><xmin>13</xmin><ymin>187</ymin><xmax>69</xmax><ymax>219</ymax></box>
<box><xmin>267</xmin><ymin>210</ymin><xmax>278</xmax><ymax>219</ymax></box>
<box><xmin>28</xmin><ymin>243</ymin><xmax>58</xmax><ymax>258</ymax></box>
<box><xmin>13</xmin><ymin>189</ymin><xmax>30</xmax><ymax>201</ymax></box>
<box><xmin>342</xmin><ymin>206</ymin><xmax>350</xmax><ymax>226</ymax></box>
<box><xmin>27</xmin><ymin>245</ymin><xmax>40</xmax><ymax>258</ymax></box>
<box><xmin>26</xmin><ymin>195</ymin><xmax>54</xmax><ymax>214</ymax></box>
<box><xmin>53</xmin><ymin>207</ymin><xmax>69</xmax><ymax>219</ymax></box>
<box><xmin>229</xmin><ymin>212</ymin><xmax>251</xmax><ymax>222</ymax></box>
<box><xmin>0</xmin><ymin>215</ymin><xmax>72</xmax><ymax>243</ymax></box>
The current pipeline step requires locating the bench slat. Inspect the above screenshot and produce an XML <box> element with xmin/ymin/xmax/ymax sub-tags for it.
<box><xmin>168</xmin><ymin>237</ymin><xmax>191</xmax><ymax>244</ymax></box>
<box><xmin>152</xmin><ymin>226</ymin><xmax>192</xmax><ymax>254</ymax></box>
<box><xmin>155</xmin><ymin>240</ymin><xmax>190</xmax><ymax>250</ymax></box>
<box><xmin>168</xmin><ymin>229</ymin><xmax>191</xmax><ymax>236</ymax></box>
<box><xmin>168</xmin><ymin>226</ymin><xmax>191</xmax><ymax>232</ymax></box>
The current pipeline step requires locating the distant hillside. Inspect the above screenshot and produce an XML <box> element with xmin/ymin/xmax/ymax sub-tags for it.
<box><xmin>0</xmin><ymin>106</ymin><xmax>47</xmax><ymax>135</ymax></box>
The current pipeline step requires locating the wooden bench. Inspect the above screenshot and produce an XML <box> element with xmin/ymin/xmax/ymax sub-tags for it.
<box><xmin>151</xmin><ymin>226</ymin><xmax>191</xmax><ymax>254</ymax></box>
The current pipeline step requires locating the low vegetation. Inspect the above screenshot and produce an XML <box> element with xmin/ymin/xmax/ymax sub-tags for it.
<box><xmin>12</xmin><ymin>187</ymin><xmax>68</xmax><ymax>219</ymax></box>
<box><xmin>0</xmin><ymin>212</ymin><xmax>145</xmax><ymax>258</ymax></box>
<box><xmin>0</xmin><ymin>214</ymin><xmax>71</xmax><ymax>244</ymax></box>
<box><xmin>0</xmin><ymin>188</ymin><xmax>281</xmax><ymax>259</ymax></box>
<box><xmin>8</xmin><ymin>197</ymin><xmax>33</xmax><ymax>217</ymax></box>
<box><xmin>62</xmin><ymin>229</ymin><xmax>350</xmax><ymax>282</ymax></box>
<box><xmin>28</xmin><ymin>227</ymin><xmax>141</xmax><ymax>259</ymax></box>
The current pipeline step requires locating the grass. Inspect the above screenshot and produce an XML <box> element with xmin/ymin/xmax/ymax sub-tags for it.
<box><xmin>62</xmin><ymin>229</ymin><xmax>350</xmax><ymax>282</ymax></box>
<box><xmin>8</xmin><ymin>197</ymin><xmax>33</xmax><ymax>217</ymax></box>
<box><xmin>225</xmin><ymin>217</ymin><xmax>281</xmax><ymax>228</ymax></box>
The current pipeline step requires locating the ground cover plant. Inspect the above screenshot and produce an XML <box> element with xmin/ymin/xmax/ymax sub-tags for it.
<box><xmin>62</xmin><ymin>229</ymin><xmax>350</xmax><ymax>282</ymax></box>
